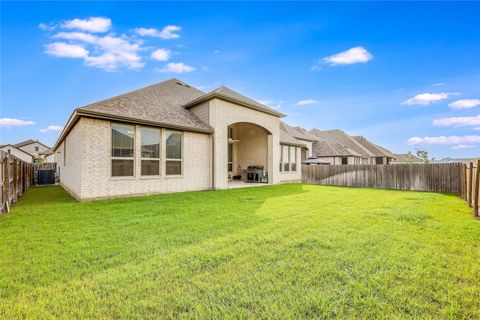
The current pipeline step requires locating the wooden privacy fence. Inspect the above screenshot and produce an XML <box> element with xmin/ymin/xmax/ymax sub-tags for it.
<box><xmin>0</xmin><ymin>151</ymin><xmax>34</xmax><ymax>213</ymax></box>
<box><xmin>461</xmin><ymin>160</ymin><xmax>480</xmax><ymax>217</ymax></box>
<box><xmin>302</xmin><ymin>163</ymin><xmax>463</xmax><ymax>193</ymax></box>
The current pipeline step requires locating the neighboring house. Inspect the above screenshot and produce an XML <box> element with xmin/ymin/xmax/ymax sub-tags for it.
<box><xmin>309</xmin><ymin>129</ymin><xmax>395</xmax><ymax>164</ymax></box>
<box><xmin>0</xmin><ymin>144</ymin><xmax>35</xmax><ymax>163</ymax></box>
<box><xmin>14</xmin><ymin>139</ymin><xmax>49</xmax><ymax>158</ymax></box>
<box><xmin>310</xmin><ymin>140</ymin><xmax>362</xmax><ymax>165</ymax></box>
<box><xmin>391</xmin><ymin>152</ymin><xmax>423</xmax><ymax>164</ymax></box>
<box><xmin>352</xmin><ymin>136</ymin><xmax>396</xmax><ymax>164</ymax></box>
<box><xmin>53</xmin><ymin>79</ymin><xmax>304</xmax><ymax>200</ymax></box>
<box><xmin>39</xmin><ymin>149</ymin><xmax>56</xmax><ymax>163</ymax></box>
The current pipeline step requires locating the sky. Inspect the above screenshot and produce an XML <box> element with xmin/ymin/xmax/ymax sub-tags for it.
<box><xmin>1</xmin><ymin>1</ymin><xmax>479</xmax><ymax>159</ymax></box>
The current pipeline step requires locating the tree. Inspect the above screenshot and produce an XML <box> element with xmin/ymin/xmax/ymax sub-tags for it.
<box><xmin>416</xmin><ymin>149</ymin><xmax>430</xmax><ymax>164</ymax></box>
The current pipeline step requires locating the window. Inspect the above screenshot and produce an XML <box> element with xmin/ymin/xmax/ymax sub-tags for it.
<box><xmin>290</xmin><ymin>146</ymin><xmax>297</xmax><ymax>171</ymax></box>
<box><xmin>341</xmin><ymin>157</ymin><xmax>348</xmax><ymax>165</ymax></box>
<box><xmin>165</xmin><ymin>130</ymin><xmax>182</xmax><ymax>175</ymax></box>
<box><xmin>228</xmin><ymin>143</ymin><xmax>233</xmax><ymax>172</ymax></box>
<box><xmin>111</xmin><ymin>124</ymin><xmax>135</xmax><ymax>177</ymax></box>
<box><xmin>282</xmin><ymin>145</ymin><xmax>290</xmax><ymax>172</ymax></box>
<box><xmin>35</xmin><ymin>146</ymin><xmax>39</xmax><ymax>152</ymax></box>
<box><xmin>141</xmin><ymin>128</ymin><xmax>160</xmax><ymax>176</ymax></box>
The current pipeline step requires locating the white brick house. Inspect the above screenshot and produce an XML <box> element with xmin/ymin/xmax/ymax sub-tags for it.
<box><xmin>53</xmin><ymin>79</ymin><xmax>305</xmax><ymax>200</ymax></box>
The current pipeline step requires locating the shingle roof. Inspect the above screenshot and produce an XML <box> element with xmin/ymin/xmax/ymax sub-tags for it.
<box><xmin>310</xmin><ymin>129</ymin><xmax>372</xmax><ymax>157</ymax></box>
<box><xmin>279</xmin><ymin>125</ymin><xmax>306</xmax><ymax>147</ymax></box>
<box><xmin>77</xmin><ymin>78</ymin><xmax>213</xmax><ymax>133</ymax></box>
<box><xmin>302</xmin><ymin>156</ymin><xmax>330</xmax><ymax>165</ymax></box>
<box><xmin>13</xmin><ymin>139</ymin><xmax>36</xmax><ymax>148</ymax></box>
<box><xmin>352</xmin><ymin>136</ymin><xmax>395</xmax><ymax>158</ymax></box>
<box><xmin>392</xmin><ymin>153</ymin><xmax>423</xmax><ymax>163</ymax></box>
<box><xmin>184</xmin><ymin>85</ymin><xmax>285</xmax><ymax>117</ymax></box>
<box><xmin>312</xmin><ymin>140</ymin><xmax>362</xmax><ymax>157</ymax></box>
<box><xmin>280</xmin><ymin>122</ymin><xmax>318</xmax><ymax>142</ymax></box>
<box><xmin>39</xmin><ymin>148</ymin><xmax>55</xmax><ymax>156</ymax></box>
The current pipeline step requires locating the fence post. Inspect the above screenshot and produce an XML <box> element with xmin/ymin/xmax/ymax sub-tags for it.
<box><xmin>468</xmin><ymin>162</ymin><xmax>473</xmax><ymax>207</ymax></box>
<box><xmin>474</xmin><ymin>159</ymin><xmax>479</xmax><ymax>217</ymax></box>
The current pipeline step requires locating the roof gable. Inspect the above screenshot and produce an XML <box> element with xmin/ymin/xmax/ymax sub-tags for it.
<box><xmin>184</xmin><ymin>86</ymin><xmax>285</xmax><ymax>117</ymax></box>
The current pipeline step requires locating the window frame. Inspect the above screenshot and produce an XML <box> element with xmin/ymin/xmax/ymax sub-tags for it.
<box><xmin>111</xmin><ymin>123</ymin><xmax>136</xmax><ymax>178</ymax></box>
<box><xmin>281</xmin><ymin>144</ymin><xmax>290</xmax><ymax>172</ymax></box>
<box><xmin>290</xmin><ymin>146</ymin><xmax>297</xmax><ymax>172</ymax></box>
<box><xmin>165</xmin><ymin>129</ymin><xmax>183</xmax><ymax>176</ymax></box>
<box><xmin>140</xmin><ymin>127</ymin><xmax>161</xmax><ymax>177</ymax></box>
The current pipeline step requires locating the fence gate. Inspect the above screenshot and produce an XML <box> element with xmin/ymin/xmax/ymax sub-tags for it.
<box><xmin>37</xmin><ymin>169</ymin><xmax>55</xmax><ymax>185</ymax></box>
<box><xmin>34</xmin><ymin>162</ymin><xmax>57</xmax><ymax>186</ymax></box>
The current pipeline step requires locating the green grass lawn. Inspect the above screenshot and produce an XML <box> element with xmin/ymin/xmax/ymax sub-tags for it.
<box><xmin>1</xmin><ymin>185</ymin><xmax>479</xmax><ymax>319</ymax></box>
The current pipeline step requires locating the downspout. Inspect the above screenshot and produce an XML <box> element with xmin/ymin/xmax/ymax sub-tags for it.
<box><xmin>211</xmin><ymin>133</ymin><xmax>215</xmax><ymax>190</ymax></box>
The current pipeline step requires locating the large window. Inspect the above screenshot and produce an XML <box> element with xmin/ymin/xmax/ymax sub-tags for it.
<box><xmin>282</xmin><ymin>145</ymin><xmax>290</xmax><ymax>172</ymax></box>
<box><xmin>165</xmin><ymin>130</ymin><xmax>182</xmax><ymax>175</ymax></box>
<box><xmin>112</xmin><ymin>124</ymin><xmax>135</xmax><ymax>177</ymax></box>
<box><xmin>290</xmin><ymin>146</ymin><xmax>297</xmax><ymax>171</ymax></box>
<box><xmin>141</xmin><ymin>128</ymin><xmax>160</xmax><ymax>176</ymax></box>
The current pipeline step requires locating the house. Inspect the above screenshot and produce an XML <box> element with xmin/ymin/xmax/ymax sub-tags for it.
<box><xmin>391</xmin><ymin>152</ymin><xmax>423</xmax><ymax>164</ymax></box>
<box><xmin>352</xmin><ymin>136</ymin><xmax>396</xmax><ymax>164</ymax></box>
<box><xmin>310</xmin><ymin>139</ymin><xmax>362</xmax><ymax>165</ymax></box>
<box><xmin>53</xmin><ymin>79</ymin><xmax>305</xmax><ymax>200</ymax></box>
<box><xmin>309</xmin><ymin>129</ymin><xmax>395</xmax><ymax>164</ymax></box>
<box><xmin>431</xmin><ymin>157</ymin><xmax>480</xmax><ymax>164</ymax></box>
<box><xmin>13</xmin><ymin>139</ymin><xmax>50</xmax><ymax>158</ymax></box>
<box><xmin>0</xmin><ymin>144</ymin><xmax>35</xmax><ymax>163</ymax></box>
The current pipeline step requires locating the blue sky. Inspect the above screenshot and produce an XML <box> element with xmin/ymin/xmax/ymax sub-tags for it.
<box><xmin>1</xmin><ymin>1</ymin><xmax>479</xmax><ymax>159</ymax></box>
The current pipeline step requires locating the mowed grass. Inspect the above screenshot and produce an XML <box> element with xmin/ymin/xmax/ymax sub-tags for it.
<box><xmin>0</xmin><ymin>185</ymin><xmax>479</xmax><ymax>319</ymax></box>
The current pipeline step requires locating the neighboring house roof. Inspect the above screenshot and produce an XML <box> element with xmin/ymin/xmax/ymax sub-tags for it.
<box><xmin>14</xmin><ymin>139</ymin><xmax>49</xmax><ymax>149</ymax></box>
<box><xmin>352</xmin><ymin>136</ymin><xmax>395</xmax><ymax>158</ymax></box>
<box><xmin>0</xmin><ymin>144</ymin><xmax>35</xmax><ymax>160</ymax></box>
<box><xmin>184</xmin><ymin>86</ymin><xmax>285</xmax><ymax>117</ymax></box>
<box><xmin>431</xmin><ymin>157</ymin><xmax>480</xmax><ymax>164</ymax></box>
<box><xmin>310</xmin><ymin>129</ymin><xmax>373</xmax><ymax>157</ymax></box>
<box><xmin>312</xmin><ymin>140</ymin><xmax>362</xmax><ymax>157</ymax></box>
<box><xmin>280</xmin><ymin>122</ymin><xmax>318</xmax><ymax>142</ymax></box>
<box><xmin>39</xmin><ymin>148</ymin><xmax>55</xmax><ymax>156</ymax></box>
<box><xmin>279</xmin><ymin>124</ymin><xmax>306</xmax><ymax>147</ymax></box>
<box><xmin>392</xmin><ymin>152</ymin><xmax>423</xmax><ymax>163</ymax></box>
<box><xmin>302</xmin><ymin>156</ymin><xmax>330</xmax><ymax>165</ymax></box>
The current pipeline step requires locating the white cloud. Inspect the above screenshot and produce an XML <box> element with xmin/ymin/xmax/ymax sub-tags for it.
<box><xmin>38</xmin><ymin>23</ymin><xmax>55</xmax><ymax>31</ymax></box>
<box><xmin>407</xmin><ymin>135</ymin><xmax>480</xmax><ymax>145</ymax></box>
<box><xmin>432</xmin><ymin>82</ymin><xmax>445</xmax><ymax>87</ymax></box>
<box><xmin>433</xmin><ymin>115</ymin><xmax>480</xmax><ymax>127</ymax></box>
<box><xmin>402</xmin><ymin>92</ymin><xmax>453</xmax><ymax>106</ymax></box>
<box><xmin>39</xmin><ymin>125</ymin><xmax>63</xmax><ymax>133</ymax></box>
<box><xmin>448</xmin><ymin>99</ymin><xmax>480</xmax><ymax>110</ymax></box>
<box><xmin>157</xmin><ymin>62</ymin><xmax>195</xmax><ymax>73</ymax></box>
<box><xmin>84</xmin><ymin>35</ymin><xmax>143</xmax><ymax>70</ymax></box>
<box><xmin>45</xmin><ymin>42</ymin><xmax>89</xmax><ymax>58</ymax></box>
<box><xmin>474</xmin><ymin>127</ymin><xmax>480</xmax><ymax>131</ymax></box>
<box><xmin>310</xmin><ymin>65</ymin><xmax>322</xmax><ymax>71</ymax></box>
<box><xmin>257</xmin><ymin>99</ymin><xmax>283</xmax><ymax>110</ymax></box>
<box><xmin>452</xmin><ymin>144</ymin><xmax>477</xmax><ymax>150</ymax></box>
<box><xmin>323</xmin><ymin>46</ymin><xmax>373</xmax><ymax>66</ymax></box>
<box><xmin>0</xmin><ymin>118</ymin><xmax>35</xmax><ymax>128</ymax></box>
<box><xmin>53</xmin><ymin>32</ymin><xmax>97</xmax><ymax>43</ymax></box>
<box><xmin>134</xmin><ymin>25</ymin><xmax>181</xmax><ymax>39</ymax></box>
<box><xmin>295</xmin><ymin>99</ymin><xmax>317</xmax><ymax>106</ymax></box>
<box><xmin>62</xmin><ymin>17</ymin><xmax>111</xmax><ymax>33</ymax></box>
<box><xmin>151</xmin><ymin>48</ymin><xmax>171</xmax><ymax>61</ymax></box>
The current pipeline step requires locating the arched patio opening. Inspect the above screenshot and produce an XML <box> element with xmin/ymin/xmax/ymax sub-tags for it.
<box><xmin>227</xmin><ymin>122</ymin><xmax>271</xmax><ymax>186</ymax></box>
